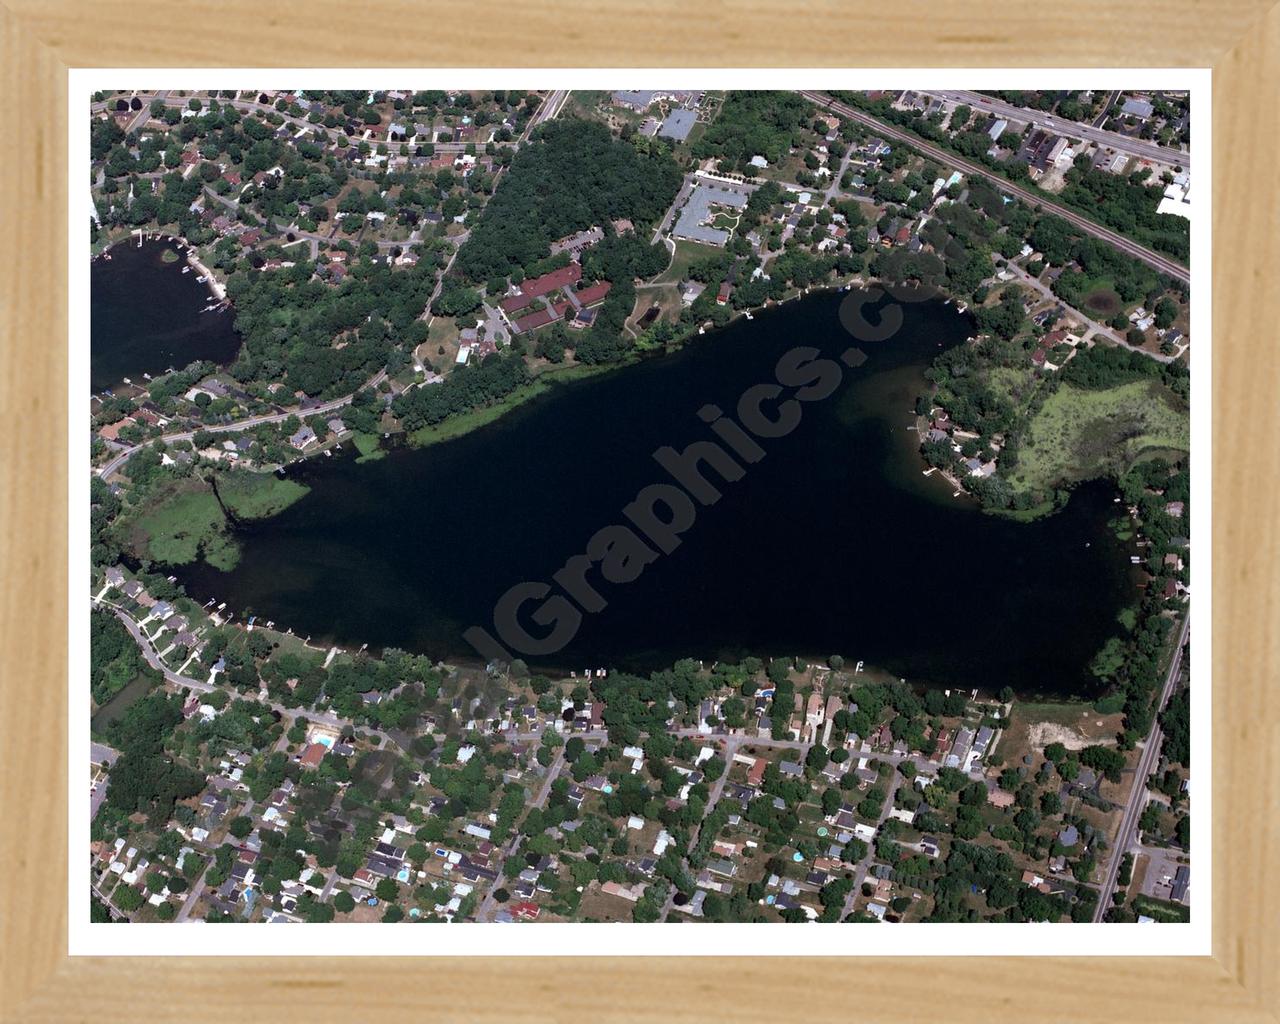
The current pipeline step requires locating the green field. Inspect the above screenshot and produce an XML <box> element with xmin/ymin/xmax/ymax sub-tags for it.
<box><xmin>351</xmin><ymin>432</ymin><xmax>386</xmax><ymax>463</ymax></box>
<box><xmin>651</xmin><ymin>239</ymin><xmax>724</xmax><ymax>286</ymax></box>
<box><xmin>1007</xmin><ymin>380</ymin><xmax>1189</xmax><ymax>498</ymax></box>
<box><xmin>130</xmin><ymin>473</ymin><xmax>309</xmax><ymax>570</ymax></box>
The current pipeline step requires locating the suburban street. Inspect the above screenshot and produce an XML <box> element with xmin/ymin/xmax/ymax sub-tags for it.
<box><xmin>1091</xmin><ymin>612</ymin><xmax>1191</xmax><ymax>920</ymax></box>
<box><xmin>419</xmin><ymin>88</ymin><xmax>555</xmax><ymax>330</ymax></box>
<box><xmin>104</xmin><ymin>603</ymin><xmax>401</xmax><ymax>749</ymax></box>
<box><xmin>799</xmin><ymin>92</ymin><xmax>1190</xmax><ymax>285</ymax></box>
<box><xmin>90</xmin><ymin>742</ymin><xmax>119</xmax><ymax>819</ymax></box>
<box><xmin>650</xmin><ymin>172</ymin><xmax>696</xmax><ymax>246</ymax></box>
<box><xmin>995</xmin><ymin>260</ymin><xmax>1185</xmax><ymax>364</ymax></box>
<box><xmin>839</xmin><ymin>773</ymin><xmax>902</xmax><ymax>920</ymax></box>
<box><xmin>918</xmin><ymin>89</ymin><xmax>1190</xmax><ymax>170</ymax></box>
<box><xmin>473</xmin><ymin>748</ymin><xmax>567</xmax><ymax>922</ymax></box>
<box><xmin>657</xmin><ymin>734</ymin><xmax>750</xmax><ymax>921</ymax></box>
<box><xmin>174</xmin><ymin>858</ymin><xmax>214</xmax><ymax>922</ymax></box>
<box><xmin>95</xmin><ymin>369</ymin><xmax>387</xmax><ymax>479</ymax></box>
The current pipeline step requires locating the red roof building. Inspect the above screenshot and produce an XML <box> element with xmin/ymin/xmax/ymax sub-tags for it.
<box><xmin>501</xmin><ymin>263</ymin><xmax>586</xmax><ymax>319</ymax></box>
<box><xmin>98</xmin><ymin>418</ymin><xmax>134</xmax><ymax>441</ymax></box>
<box><xmin>514</xmin><ymin>308</ymin><xmax>557</xmax><ymax>333</ymax></box>
<box><xmin>519</xmin><ymin>262</ymin><xmax>582</xmax><ymax>300</ymax></box>
<box><xmin>573</xmin><ymin>280</ymin><xmax>612</xmax><ymax>307</ymax></box>
<box><xmin>500</xmin><ymin>293</ymin><xmax>534</xmax><ymax>314</ymax></box>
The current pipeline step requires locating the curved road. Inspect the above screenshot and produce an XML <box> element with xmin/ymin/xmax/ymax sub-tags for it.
<box><xmin>107</xmin><ymin>603</ymin><xmax>399</xmax><ymax>746</ymax></box>
<box><xmin>96</xmin><ymin>369</ymin><xmax>386</xmax><ymax>479</ymax></box>
<box><xmin>800</xmin><ymin>92</ymin><xmax>1189</xmax><ymax>286</ymax></box>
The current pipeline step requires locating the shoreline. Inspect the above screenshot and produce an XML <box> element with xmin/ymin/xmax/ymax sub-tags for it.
<box><xmin>96</xmin><ymin>232</ymin><xmax>229</xmax><ymax>304</ymax></box>
<box><xmin>121</xmin><ymin>290</ymin><xmax>1125</xmax><ymax>705</ymax></box>
<box><xmin>185</xmin><ymin>249</ymin><xmax>228</xmax><ymax>302</ymax></box>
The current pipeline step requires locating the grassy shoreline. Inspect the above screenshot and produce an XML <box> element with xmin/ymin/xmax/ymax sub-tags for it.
<box><xmin>128</xmin><ymin>472</ymin><xmax>309</xmax><ymax>571</ymax></box>
<box><xmin>405</xmin><ymin>361</ymin><xmax>624</xmax><ymax>449</ymax></box>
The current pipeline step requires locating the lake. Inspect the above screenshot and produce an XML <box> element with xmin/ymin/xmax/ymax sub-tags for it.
<box><xmin>90</xmin><ymin>239</ymin><xmax>241</xmax><ymax>393</ymax></box>
<box><xmin>168</xmin><ymin>289</ymin><xmax>1137</xmax><ymax>697</ymax></box>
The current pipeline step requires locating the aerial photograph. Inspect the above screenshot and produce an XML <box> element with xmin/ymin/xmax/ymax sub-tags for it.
<box><xmin>87</xmin><ymin>86</ymin><xmax>1193</xmax><ymax>927</ymax></box>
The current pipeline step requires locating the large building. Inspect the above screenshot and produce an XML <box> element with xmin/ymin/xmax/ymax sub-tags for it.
<box><xmin>670</xmin><ymin>180</ymin><xmax>751</xmax><ymax>246</ymax></box>
<box><xmin>658</xmin><ymin>109</ymin><xmax>697</xmax><ymax>142</ymax></box>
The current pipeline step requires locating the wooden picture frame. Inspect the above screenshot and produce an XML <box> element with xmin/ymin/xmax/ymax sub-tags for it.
<box><xmin>2</xmin><ymin>2</ymin><xmax>1276</xmax><ymax>1019</ymax></box>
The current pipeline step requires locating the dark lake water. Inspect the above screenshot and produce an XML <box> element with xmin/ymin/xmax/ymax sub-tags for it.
<box><xmin>91</xmin><ymin>239</ymin><xmax>241</xmax><ymax>393</ymax></box>
<box><xmin>169</xmin><ymin>289</ymin><xmax>1136</xmax><ymax>697</ymax></box>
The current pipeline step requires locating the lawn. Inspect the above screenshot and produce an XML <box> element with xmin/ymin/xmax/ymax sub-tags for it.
<box><xmin>351</xmin><ymin>431</ymin><xmax>385</xmax><ymax>463</ymax></box>
<box><xmin>651</xmin><ymin>239</ymin><xmax>723</xmax><ymax>287</ymax></box>
<box><xmin>420</xmin><ymin>318</ymin><xmax>461</xmax><ymax>374</ymax></box>
<box><xmin>1006</xmin><ymin>380</ymin><xmax>1189</xmax><ymax>498</ymax></box>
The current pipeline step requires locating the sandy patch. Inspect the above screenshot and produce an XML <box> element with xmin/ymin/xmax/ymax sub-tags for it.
<box><xmin>1026</xmin><ymin>721</ymin><xmax>1113</xmax><ymax>751</ymax></box>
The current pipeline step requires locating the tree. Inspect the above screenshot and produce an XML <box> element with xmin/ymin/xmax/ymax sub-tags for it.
<box><xmin>375</xmin><ymin>878</ymin><xmax>400</xmax><ymax>902</ymax></box>
<box><xmin>1079</xmin><ymin>744</ymin><xmax>1127</xmax><ymax>783</ymax></box>
<box><xmin>113</xmin><ymin>885</ymin><xmax>144</xmax><ymax>913</ymax></box>
<box><xmin>228</xmin><ymin>815</ymin><xmax>253</xmax><ymax>839</ymax></box>
<box><xmin>455</xmin><ymin>119</ymin><xmax>681</xmax><ymax>282</ymax></box>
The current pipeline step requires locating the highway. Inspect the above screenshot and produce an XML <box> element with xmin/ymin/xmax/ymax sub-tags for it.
<box><xmin>1091</xmin><ymin>612</ymin><xmax>1191</xmax><ymax>920</ymax></box>
<box><xmin>531</xmin><ymin>89</ymin><xmax>571</xmax><ymax>127</ymax></box>
<box><xmin>919</xmin><ymin>89</ymin><xmax>1189</xmax><ymax>171</ymax></box>
<box><xmin>799</xmin><ymin>92</ymin><xmax>1189</xmax><ymax>286</ymax></box>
